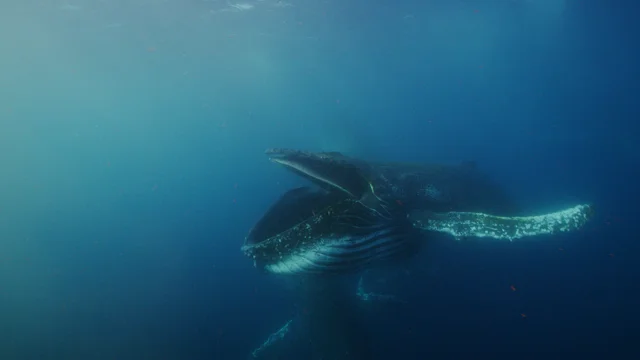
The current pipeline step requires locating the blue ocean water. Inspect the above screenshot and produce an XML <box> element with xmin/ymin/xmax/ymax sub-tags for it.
<box><xmin>0</xmin><ymin>0</ymin><xmax>638</xmax><ymax>358</ymax></box>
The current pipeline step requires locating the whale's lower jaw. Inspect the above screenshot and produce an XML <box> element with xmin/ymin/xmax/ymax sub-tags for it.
<box><xmin>261</xmin><ymin>225</ymin><xmax>416</xmax><ymax>275</ymax></box>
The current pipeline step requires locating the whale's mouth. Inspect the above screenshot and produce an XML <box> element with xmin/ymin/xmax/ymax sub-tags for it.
<box><xmin>265</xmin><ymin>148</ymin><xmax>369</xmax><ymax>199</ymax></box>
<box><xmin>241</xmin><ymin>149</ymin><xmax>416</xmax><ymax>275</ymax></box>
<box><xmin>242</xmin><ymin>191</ymin><xmax>416</xmax><ymax>275</ymax></box>
<box><xmin>265</xmin><ymin>148</ymin><xmax>393</xmax><ymax>220</ymax></box>
<box><xmin>243</xmin><ymin>187</ymin><xmax>343</xmax><ymax>247</ymax></box>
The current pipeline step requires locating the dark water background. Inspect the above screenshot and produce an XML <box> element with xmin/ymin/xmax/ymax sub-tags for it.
<box><xmin>0</xmin><ymin>0</ymin><xmax>638</xmax><ymax>358</ymax></box>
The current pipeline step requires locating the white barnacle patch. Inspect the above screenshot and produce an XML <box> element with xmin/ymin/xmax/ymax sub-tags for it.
<box><xmin>414</xmin><ymin>204</ymin><xmax>592</xmax><ymax>241</ymax></box>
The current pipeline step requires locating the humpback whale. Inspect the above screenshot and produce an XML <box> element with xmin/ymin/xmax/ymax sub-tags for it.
<box><xmin>242</xmin><ymin>148</ymin><xmax>593</xmax><ymax>276</ymax></box>
<box><xmin>242</xmin><ymin>148</ymin><xmax>593</xmax><ymax>358</ymax></box>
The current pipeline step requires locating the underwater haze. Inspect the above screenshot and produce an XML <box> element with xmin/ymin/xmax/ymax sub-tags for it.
<box><xmin>0</xmin><ymin>0</ymin><xmax>638</xmax><ymax>359</ymax></box>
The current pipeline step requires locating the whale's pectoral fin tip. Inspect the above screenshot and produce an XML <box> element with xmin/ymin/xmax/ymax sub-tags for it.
<box><xmin>585</xmin><ymin>204</ymin><xmax>595</xmax><ymax>219</ymax></box>
<box><xmin>250</xmin><ymin>319</ymin><xmax>294</xmax><ymax>359</ymax></box>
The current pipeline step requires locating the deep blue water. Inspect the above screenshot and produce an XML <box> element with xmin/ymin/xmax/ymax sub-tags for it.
<box><xmin>0</xmin><ymin>0</ymin><xmax>638</xmax><ymax>359</ymax></box>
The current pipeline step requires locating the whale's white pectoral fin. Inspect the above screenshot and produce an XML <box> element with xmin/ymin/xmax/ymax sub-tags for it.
<box><xmin>411</xmin><ymin>204</ymin><xmax>593</xmax><ymax>241</ymax></box>
<box><xmin>250</xmin><ymin>319</ymin><xmax>293</xmax><ymax>359</ymax></box>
